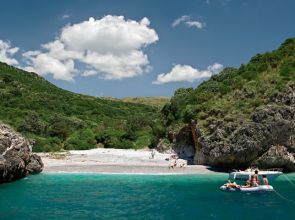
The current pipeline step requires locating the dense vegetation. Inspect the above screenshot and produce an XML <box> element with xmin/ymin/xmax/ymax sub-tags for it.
<box><xmin>162</xmin><ymin>37</ymin><xmax>295</xmax><ymax>138</ymax></box>
<box><xmin>1</xmin><ymin>37</ymin><xmax>294</xmax><ymax>153</ymax></box>
<box><xmin>0</xmin><ymin>62</ymin><xmax>162</xmax><ymax>152</ymax></box>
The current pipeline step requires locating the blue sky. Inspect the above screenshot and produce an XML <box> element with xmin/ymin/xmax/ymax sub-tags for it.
<box><xmin>0</xmin><ymin>0</ymin><xmax>294</xmax><ymax>98</ymax></box>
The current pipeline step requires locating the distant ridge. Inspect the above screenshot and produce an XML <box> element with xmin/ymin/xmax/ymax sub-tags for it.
<box><xmin>122</xmin><ymin>96</ymin><xmax>170</xmax><ymax>108</ymax></box>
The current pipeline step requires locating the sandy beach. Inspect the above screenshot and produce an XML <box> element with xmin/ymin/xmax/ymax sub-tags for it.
<box><xmin>39</xmin><ymin>148</ymin><xmax>222</xmax><ymax>174</ymax></box>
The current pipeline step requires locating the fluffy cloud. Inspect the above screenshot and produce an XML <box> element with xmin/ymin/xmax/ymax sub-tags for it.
<box><xmin>152</xmin><ymin>63</ymin><xmax>223</xmax><ymax>84</ymax></box>
<box><xmin>60</xmin><ymin>16</ymin><xmax>157</xmax><ymax>54</ymax></box>
<box><xmin>23</xmin><ymin>50</ymin><xmax>77</xmax><ymax>81</ymax></box>
<box><xmin>172</xmin><ymin>15</ymin><xmax>206</xmax><ymax>29</ymax></box>
<box><xmin>82</xmin><ymin>50</ymin><xmax>149</xmax><ymax>80</ymax></box>
<box><xmin>0</xmin><ymin>40</ymin><xmax>19</xmax><ymax>65</ymax></box>
<box><xmin>23</xmin><ymin>15</ymin><xmax>158</xmax><ymax>81</ymax></box>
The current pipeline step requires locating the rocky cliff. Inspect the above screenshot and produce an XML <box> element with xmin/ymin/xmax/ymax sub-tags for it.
<box><xmin>195</xmin><ymin>84</ymin><xmax>295</xmax><ymax>170</ymax></box>
<box><xmin>157</xmin><ymin>85</ymin><xmax>295</xmax><ymax>170</ymax></box>
<box><xmin>159</xmin><ymin>38</ymin><xmax>295</xmax><ymax>171</ymax></box>
<box><xmin>0</xmin><ymin>123</ymin><xmax>43</xmax><ymax>183</ymax></box>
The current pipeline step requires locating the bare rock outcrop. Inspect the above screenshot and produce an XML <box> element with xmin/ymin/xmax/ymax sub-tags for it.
<box><xmin>255</xmin><ymin>145</ymin><xmax>295</xmax><ymax>170</ymax></box>
<box><xmin>195</xmin><ymin>85</ymin><xmax>295</xmax><ymax>170</ymax></box>
<box><xmin>0</xmin><ymin>123</ymin><xmax>43</xmax><ymax>183</ymax></box>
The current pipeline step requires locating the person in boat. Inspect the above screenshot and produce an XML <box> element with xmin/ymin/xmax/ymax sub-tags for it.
<box><xmin>225</xmin><ymin>180</ymin><xmax>240</xmax><ymax>189</ymax></box>
<box><xmin>262</xmin><ymin>175</ymin><xmax>269</xmax><ymax>185</ymax></box>
<box><xmin>250</xmin><ymin>170</ymin><xmax>260</xmax><ymax>187</ymax></box>
<box><xmin>241</xmin><ymin>180</ymin><xmax>251</xmax><ymax>188</ymax></box>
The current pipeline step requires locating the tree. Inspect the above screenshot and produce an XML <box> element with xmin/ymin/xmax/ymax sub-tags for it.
<box><xmin>18</xmin><ymin>111</ymin><xmax>45</xmax><ymax>135</ymax></box>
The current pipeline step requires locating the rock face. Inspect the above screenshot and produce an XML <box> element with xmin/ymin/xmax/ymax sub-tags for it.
<box><xmin>255</xmin><ymin>145</ymin><xmax>295</xmax><ymax>171</ymax></box>
<box><xmin>195</xmin><ymin>85</ymin><xmax>295</xmax><ymax>171</ymax></box>
<box><xmin>0</xmin><ymin>123</ymin><xmax>43</xmax><ymax>183</ymax></box>
<box><xmin>156</xmin><ymin>126</ymin><xmax>195</xmax><ymax>164</ymax></box>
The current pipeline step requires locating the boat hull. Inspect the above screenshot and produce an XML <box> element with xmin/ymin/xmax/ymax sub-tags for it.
<box><xmin>220</xmin><ymin>185</ymin><xmax>274</xmax><ymax>192</ymax></box>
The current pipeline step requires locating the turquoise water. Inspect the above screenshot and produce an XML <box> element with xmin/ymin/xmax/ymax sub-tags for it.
<box><xmin>1</xmin><ymin>173</ymin><xmax>295</xmax><ymax>220</ymax></box>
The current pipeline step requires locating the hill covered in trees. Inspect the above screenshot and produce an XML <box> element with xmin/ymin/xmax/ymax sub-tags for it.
<box><xmin>160</xmin><ymin>37</ymin><xmax>295</xmax><ymax>170</ymax></box>
<box><xmin>0</xmin><ymin>62</ymin><xmax>161</xmax><ymax>152</ymax></box>
<box><xmin>1</xmin><ymin>37</ymin><xmax>294</xmax><ymax>171</ymax></box>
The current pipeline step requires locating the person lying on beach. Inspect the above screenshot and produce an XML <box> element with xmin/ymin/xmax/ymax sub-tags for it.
<box><xmin>180</xmin><ymin>161</ymin><xmax>187</xmax><ymax>168</ymax></box>
<box><xmin>180</xmin><ymin>163</ymin><xmax>187</xmax><ymax>168</ymax></box>
<box><xmin>168</xmin><ymin>159</ymin><xmax>177</xmax><ymax>169</ymax></box>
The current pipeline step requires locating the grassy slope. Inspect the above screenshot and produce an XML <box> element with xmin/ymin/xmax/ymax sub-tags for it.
<box><xmin>162</xmin><ymin>37</ymin><xmax>295</xmax><ymax>137</ymax></box>
<box><xmin>0</xmin><ymin>62</ymin><xmax>159</xmax><ymax>151</ymax></box>
<box><xmin>122</xmin><ymin>97</ymin><xmax>170</xmax><ymax>108</ymax></box>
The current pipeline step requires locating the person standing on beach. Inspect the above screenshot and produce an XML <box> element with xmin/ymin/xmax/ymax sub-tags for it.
<box><xmin>150</xmin><ymin>149</ymin><xmax>155</xmax><ymax>159</ymax></box>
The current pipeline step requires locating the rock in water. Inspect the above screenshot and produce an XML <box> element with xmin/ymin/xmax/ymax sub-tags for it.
<box><xmin>0</xmin><ymin>123</ymin><xmax>43</xmax><ymax>183</ymax></box>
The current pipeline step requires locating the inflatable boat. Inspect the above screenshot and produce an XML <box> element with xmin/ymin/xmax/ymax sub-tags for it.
<box><xmin>220</xmin><ymin>185</ymin><xmax>274</xmax><ymax>192</ymax></box>
<box><xmin>229</xmin><ymin>170</ymin><xmax>282</xmax><ymax>181</ymax></box>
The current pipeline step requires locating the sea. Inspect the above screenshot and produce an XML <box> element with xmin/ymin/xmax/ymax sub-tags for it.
<box><xmin>1</xmin><ymin>173</ymin><xmax>295</xmax><ymax>220</ymax></box>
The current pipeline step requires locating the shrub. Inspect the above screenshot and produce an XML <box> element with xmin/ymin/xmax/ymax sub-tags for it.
<box><xmin>64</xmin><ymin>129</ymin><xmax>96</xmax><ymax>150</ymax></box>
<box><xmin>33</xmin><ymin>137</ymin><xmax>62</xmax><ymax>152</ymax></box>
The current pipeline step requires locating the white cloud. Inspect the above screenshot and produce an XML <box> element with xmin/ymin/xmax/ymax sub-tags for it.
<box><xmin>23</xmin><ymin>15</ymin><xmax>159</xmax><ymax>81</ymax></box>
<box><xmin>23</xmin><ymin>51</ymin><xmax>77</xmax><ymax>81</ymax></box>
<box><xmin>172</xmin><ymin>15</ymin><xmax>206</xmax><ymax>29</ymax></box>
<box><xmin>0</xmin><ymin>40</ymin><xmax>19</xmax><ymax>65</ymax></box>
<box><xmin>82</xmin><ymin>50</ymin><xmax>148</xmax><ymax>80</ymax></box>
<box><xmin>62</xmin><ymin>14</ymin><xmax>71</xmax><ymax>19</ymax></box>
<box><xmin>152</xmin><ymin>63</ymin><xmax>223</xmax><ymax>84</ymax></box>
<box><xmin>172</xmin><ymin>15</ymin><xmax>190</xmax><ymax>27</ymax></box>
<box><xmin>186</xmin><ymin>21</ymin><xmax>204</xmax><ymax>29</ymax></box>
<box><xmin>82</xmin><ymin>70</ymin><xmax>97</xmax><ymax>77</ymax></box>
<box><xmin>208</xmin><ymin>63</ymin><xmax>224</xmax><ymax>74</ymax></box>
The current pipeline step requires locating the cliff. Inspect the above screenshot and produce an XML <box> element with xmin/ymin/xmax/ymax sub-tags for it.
<box><xmin>159</xmin><ymin>37</ymin><xmax>295</xmax><ymax>171</ymax></box>
<box><xmin>198</xmin><ymin>84</ymin><xmax>295</xmax><ymax>170</ymax></box>
<box><xmin>0</xmin><ymin>123</ymin><xmax>43</xmax><ymax>183</ymax></box>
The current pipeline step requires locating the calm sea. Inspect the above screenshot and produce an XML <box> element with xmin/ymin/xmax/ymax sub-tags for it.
<box><xmin>0</xmin><ymin>173</ymin><xmax>295</xmax><ymax>220</ymax></box>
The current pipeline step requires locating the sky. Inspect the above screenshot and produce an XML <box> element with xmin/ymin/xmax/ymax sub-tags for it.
<box><xmin>0</xmin><ymin>0</ymin><xmax>294</xmax><ymax>98</ymax></box>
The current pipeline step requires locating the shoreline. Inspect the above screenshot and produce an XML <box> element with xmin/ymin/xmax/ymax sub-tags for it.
<box><xmin>42</xmin><ymin>165</ymin><xmax>223</xmax><ymax>175</ymax></box>
<box><xmin>39</xmin><ymin>148</ymin><xmax>226</xmax><ymax>175</ymax></box>
<box><xmin>42</xmin><ymin>170</ymin><xmax>227</xmax><ymax>176</ymax></box>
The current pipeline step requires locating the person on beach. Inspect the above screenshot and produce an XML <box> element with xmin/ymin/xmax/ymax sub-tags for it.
<box><xmin>250</xmin><ymin>170</ymin><xmax>259</xmax><ymax>187</ymax></box>
<box><xmin>262</xmin><ymin>175</ymin><xmax>268</xmax><ymax>185</ymax></box>
<box><xmin>180</xmin><ymin>161</ymin><xmax>187</xmax><ymax>168</ymax></box>
<box><xmin>169</xmin><ymin>159</ymin><xmax>177</xmax><ymax>169</ymax></box>
<box><xmin>149</xmin><ymin>149</ymin><xmax>155</xmax><ymax>159</ymax></box>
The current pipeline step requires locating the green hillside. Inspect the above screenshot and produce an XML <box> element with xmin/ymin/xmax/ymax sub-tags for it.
<box><xmin>122</xmin><ymin>97</ymin><xmax>170</xmax><ymax>108</ymax></box>
<box><xmin>0</xmin><ymin>63</ymin><xmax>160</xmax><ymax>152</ymax></box>
<box><xmin>162</xmin><ymin>37</ymin><xmax>295</xmax><ymax>141</ymax></box>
